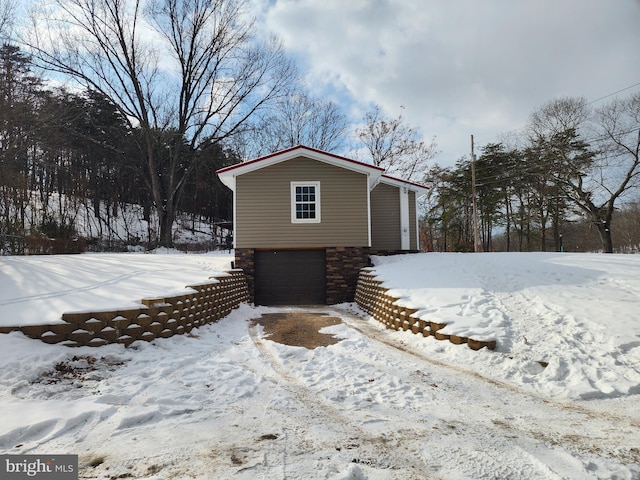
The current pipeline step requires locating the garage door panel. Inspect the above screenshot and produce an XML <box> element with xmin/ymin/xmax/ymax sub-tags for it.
<box><xmin>255</xmin><ymin>250</ymin><xmax>326</xmax><ymax>305</ymax></box>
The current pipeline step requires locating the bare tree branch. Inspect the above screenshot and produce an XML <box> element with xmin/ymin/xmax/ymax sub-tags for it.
<box><xmin>23</xmin><ymin>0</ymin><xmax>296</xmax><ymax>246</ymax></box>
<box><xmin>236</xmin><ymin>90</ymin><xmax>348</xmax><ymax>157</ymax></box>
<box><xmin>356</xmin><ymin>105</ymin><xmax>438</xmax><ymax>183</ymax></box>
<box><xmin>529</xmin><ymin>94</ymin><xmax>640</xmax><ymax>252</ymax></box>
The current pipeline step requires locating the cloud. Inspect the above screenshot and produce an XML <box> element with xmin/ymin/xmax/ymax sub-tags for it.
<box><xmin>260</xmin><ymin>0</ymin><xmax>640</xmax><ymax>165</ymax></box>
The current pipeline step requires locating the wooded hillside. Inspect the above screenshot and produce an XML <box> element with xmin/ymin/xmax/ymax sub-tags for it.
<box><xmin>0</xmin><ymin>44</ymin><xmax>236</xmax><ymax>252</ymax></box>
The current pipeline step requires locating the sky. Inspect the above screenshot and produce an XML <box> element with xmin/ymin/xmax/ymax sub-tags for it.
<box><xmin>252</xmin><ymin>0</ymin><xmax>640</xmax><ymax>166</ymax></box>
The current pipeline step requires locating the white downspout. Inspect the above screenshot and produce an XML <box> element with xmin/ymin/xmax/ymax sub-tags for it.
<box><xmin>367</xmin><ymin>175</ymin><xmax>373</xmax><ymax>247</ymax></box>
<box><xmin>232</xmin><ymin>179</ymin><xmax>237</xmax><ymax>249</ymax></box>
<box><xmin>415</xmin><ymin>194</ymin><xmax>421</xmax><ymax>250</ymax></box>
<box><xmin>400</xmin><ymin>186</ymin><xmax>410</xmax><ymax>250</ymax></box>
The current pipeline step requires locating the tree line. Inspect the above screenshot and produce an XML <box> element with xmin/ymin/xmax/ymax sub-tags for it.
<box><xmin>423</xmin><ymin>96</ymin><xmax>640</xmax><ymax>253</ymax></box>
<box><xmin>0</xmin><ymin>42</ymin><xmax>237</xmax><ymax>250</ymax></box>
<box><xmin>1</xmin><ymin>0</ymin><xmax>638</xmax><ymax>253</ymax></box>
<box><xmin>0</xmin><ymin>0</ymin><xmax>436</xmax><ymax>251</ymax></box>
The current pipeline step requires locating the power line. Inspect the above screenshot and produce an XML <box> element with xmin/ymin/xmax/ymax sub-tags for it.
<box><xmin>455</xmin><ymin>126</ymin><xmax>640</xmax><ymax>188</ymax></box>
<box><xmin>476</xmin><ymin>80</ymin><xmax>640</xmax><ymax>148</ymax></box>
<box><xmin>586</xmin><ymin>82</ymin><xmax>640</xmax><ymax>106</ymax></box>
<box><xmin>460</xmin><ymin>82</ymin><xmax>640</xmax><ymax>206</ymax></box>
<box><xmin>471</xmin><ymin>146</ymin><xmax>639</xmax><ymax>189</ymax></box>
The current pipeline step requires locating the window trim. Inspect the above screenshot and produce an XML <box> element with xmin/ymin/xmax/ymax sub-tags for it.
<box><xmin>291</xmin><ymin>181</ymin><xmax>321</xmax><ymax>224</ymax></box>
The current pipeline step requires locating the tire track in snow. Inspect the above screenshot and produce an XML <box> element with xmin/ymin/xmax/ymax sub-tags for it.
<box><xmin>331</xmin><ymin>307</ymin><xmax>640</xmax><ymax>476</ymax></box>
<box><xmin>247</xmin><ymin>321</ymin><xmax>435</xmax><ymax>480</ymax></box>
<box><xmin>247</xmin><ymin>309</ymin><xmax>626</xmax><ymax>479</ymax></box>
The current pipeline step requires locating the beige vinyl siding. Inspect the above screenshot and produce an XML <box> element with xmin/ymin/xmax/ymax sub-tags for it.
<box><xmin>370</xmin><ymin>182</ymin><xmax>401</xmax><ymax>250</ymax></box>
<box><xmin>235</xmin><ymin>157</ymin><xmax>370</xmax><ymax>248</ymax></box>
<box><xmin>409</xmin><ymin>190</ymin><xmax>418</xmax><ymax>250</ymax></box>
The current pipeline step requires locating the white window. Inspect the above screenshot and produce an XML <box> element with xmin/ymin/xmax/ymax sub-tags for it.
<box><xmin>291</xmin><ymin>181</ymin><xmax>321</xmax><ymax>223</ymax></box>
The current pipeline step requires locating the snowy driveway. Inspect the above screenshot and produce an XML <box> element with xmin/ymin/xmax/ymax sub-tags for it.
<box><xmin>1</xmin><ymin>304</ymin><xmax>638</xmax><ymax>480</ymax></box>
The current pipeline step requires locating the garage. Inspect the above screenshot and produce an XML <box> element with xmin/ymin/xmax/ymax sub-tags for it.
<box><xmin>254</xmin><ymin>249</ymin><xmax>326</xmax><ymax>305</ymax></box>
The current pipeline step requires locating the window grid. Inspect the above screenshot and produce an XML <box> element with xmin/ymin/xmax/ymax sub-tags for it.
<box><xmin>295</xmin><ymin>186</ymin><xmax>316</xmax><ymax>219</ymax></box>
<box><xmin>291</xmin><ymin>182</ymin><xmax>320</xmax><ymax>223</ymax></box>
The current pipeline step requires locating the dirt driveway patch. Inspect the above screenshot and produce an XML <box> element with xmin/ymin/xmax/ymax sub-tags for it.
<box><xmin>251</xmin><ymin>312</ymin><xmax>343</xmax><ymax>349</ymax></box>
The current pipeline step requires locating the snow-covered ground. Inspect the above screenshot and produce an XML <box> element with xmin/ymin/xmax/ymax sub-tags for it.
<box><xmin>0</xmin><ymin>251</ymin><xmax>639</xmax><ymax>479</ymax></box>
<box><xmin>371</xmin><ymin>252</ymin><xmax>640</xmax><ymax>401</ymax></box>
<box><xmin>0</xmin><ymin>249</ymin><xmax>233</xmax><ymax>327</ymax></box>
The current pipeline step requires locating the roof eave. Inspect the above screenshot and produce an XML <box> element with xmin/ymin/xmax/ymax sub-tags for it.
<box><xmin>216</xmin><ymin>145</ymin><xmax>385</xmax><ymax>191</ymax></box>
<box><xmin>380</xmin><ymin>174</ymin><xmax>429</xmax><ymax>197</ymax></box>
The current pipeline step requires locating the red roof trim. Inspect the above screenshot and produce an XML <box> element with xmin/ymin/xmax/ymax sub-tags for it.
<box><xmin>215</xmin><ymin>145</ymin><xmax>385</xmax><ymax>175</ymax></box>
<box><xmin>381</xmin><ymin>174</ymin><xmax>429</xmax><ymax>191</ymax></box>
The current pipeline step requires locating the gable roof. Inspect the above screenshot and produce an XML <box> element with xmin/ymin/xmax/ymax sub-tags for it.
<box><xmin>216</xmin><ymin>145</ymin><xmax>385</xmax><ymax>191</ymax></box>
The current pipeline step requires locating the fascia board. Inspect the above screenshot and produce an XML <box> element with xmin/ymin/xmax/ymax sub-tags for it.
<box><xmin>216</xmin><ymin>146</ymin><xmax>384</xmax><ymax>192</ymax></box>
<box><xmin>380</xmin><ymin>175</ymin><xmax>429</xmax><ymax>197</ymax></box>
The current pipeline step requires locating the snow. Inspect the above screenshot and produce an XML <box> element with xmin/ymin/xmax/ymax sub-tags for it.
<box><xmin>1</xmin><ymin>251</ymin><xmax>639</xmax><ymax>479</ymax></box>
<box><xmin>371</xmin><ymin>252</ymin><xmax>640</xmax><ymax>401</ymax></box>
<box><xmin>6</xmin><ymin>191</ymin><xmax>221</xmax><ymax>247</ymax></box>
<box><xmin>0</xmin><ymin>249</ymin><xmax>233</xmax><ymax>326</ymax></box>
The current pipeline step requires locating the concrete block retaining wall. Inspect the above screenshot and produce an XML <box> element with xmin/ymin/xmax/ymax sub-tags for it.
<box><xmin>355</xmin><ymin>268</ymin><xmax>496</xmax><ymax>351</ymax></box>
<box><xmin>0</xmin><ymin>270</ymin><xmax>250</xmax><ymax>347</ymax></box>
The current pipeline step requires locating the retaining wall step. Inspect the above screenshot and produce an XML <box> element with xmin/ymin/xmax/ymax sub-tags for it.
<box><xmin>354</xmin><ymin>269</ymin><xmax>496</xmax><ymax>352</ymax></box>
<box><xmin>2</xmin><ymin>269</ymin><xmax>250</xmax><ymax>348</ymax></box>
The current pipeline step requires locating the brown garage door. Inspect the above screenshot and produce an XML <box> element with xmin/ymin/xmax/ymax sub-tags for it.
<box><xmin>254</xmin><ymin>250</ymin><xmax>326</xmax><ymax>305</ymax></box>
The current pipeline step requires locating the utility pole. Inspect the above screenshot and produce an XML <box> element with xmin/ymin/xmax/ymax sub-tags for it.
<box><xmin>471</xmin><ymin>135</ymin><xmax>480</xmax><ymax>253</ymax></box>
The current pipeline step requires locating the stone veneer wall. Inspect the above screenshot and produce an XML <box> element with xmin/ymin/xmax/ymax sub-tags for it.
<box><xmin>0</xmin><ymin>270</ymin><xmax>250</xmax><ymax>347</ymax></box>
<box><xmin>234</xmin><ymin>248</ymin><xmax>255</xmax><ymax>303</ymax></box>
<box><xmin>355</xmin><ymin>268</ymin><xmax>496</xmax><ymax>351</ymax></box>
<box><xmin>325</xmin><ymin>246</ymin><xmax>370</xmax><ymax>304</ymax></box>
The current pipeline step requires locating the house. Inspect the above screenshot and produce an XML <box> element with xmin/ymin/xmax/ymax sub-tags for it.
<box><xmin>216</xmin><ymin>145</ymin><xmax>428</xmax><ymax>305</ymax></box>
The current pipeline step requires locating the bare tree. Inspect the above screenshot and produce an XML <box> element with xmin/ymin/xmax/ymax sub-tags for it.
<box><xmin>0</xmin><ymin>0</ymin><xmax>16</xmax><ymax>39</ymax></box>
<box><xmin>584</xmin><ymin>93</ymin><xmax>640</xmax><ymax>252</ymax></box>
<box><xmin>237</xmin><ymin>90</ymin><xmax>348</xmax><ymax>158</ymax></box>
<box><xmin>25</xmin><ymin>0</ymin><xmax>296</xmax><ymax>246</ymax></box>
<box><xmin>356</xmin><ymin>105</ymin><xmax>437</xmax><ymax>183</ymax></box>
<box><xmin>613</xmin><ymin>199</ymin><xmax>640</xmax><ymax>252</ymax></box>
<box><xmin>529</xmin><ymin>96</ymin><xmax>591</xmax><ymax>136</ymax></box>
<box><xmin>528</xmin><ymin>95</ymin><xmax>640</xmax><ymax>252</ymax></box>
